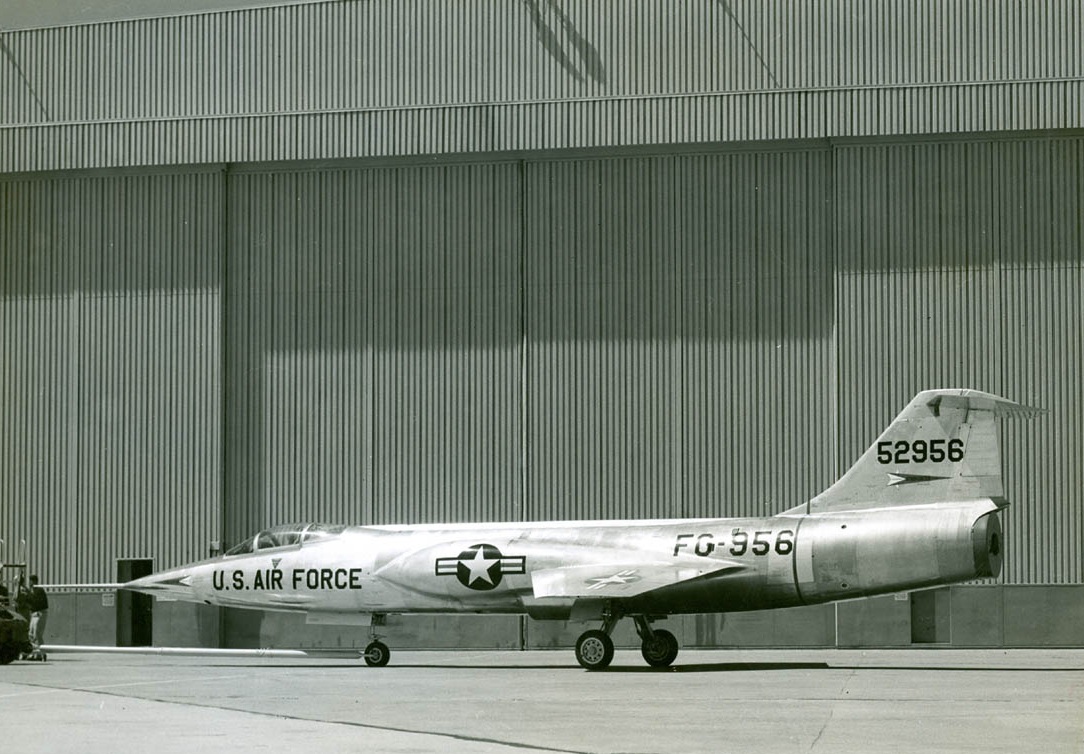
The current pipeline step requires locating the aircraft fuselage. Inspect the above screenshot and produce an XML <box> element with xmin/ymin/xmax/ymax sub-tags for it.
<box><xmin>143</xmin><ymin>500</ymin><xmax>1001</xmax><ymax>621</ymax></box>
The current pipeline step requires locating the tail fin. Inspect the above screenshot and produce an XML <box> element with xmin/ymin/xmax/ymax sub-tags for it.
<box><xmin>802</xmin><ymin>389</ymin><xmax>1042</xmax><ymax>514</ymax></box>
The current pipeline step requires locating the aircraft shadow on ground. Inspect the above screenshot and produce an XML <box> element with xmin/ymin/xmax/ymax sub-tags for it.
<box><xmin>606</xmin><ymin>662</ymin><xmax>831</xmax><ymax>673</ymax></box>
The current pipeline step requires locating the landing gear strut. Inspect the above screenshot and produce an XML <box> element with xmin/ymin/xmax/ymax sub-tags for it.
<box><xmin>363</xmin><ymin>613</ymin><xmax>390</xmax><ymax>667</ymax></box>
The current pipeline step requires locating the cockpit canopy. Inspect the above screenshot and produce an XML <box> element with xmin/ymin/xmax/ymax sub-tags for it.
<box><xmin>224</xmin><ymin>523</ymin><xmax>346</xmax><ymax>557</ymax></box>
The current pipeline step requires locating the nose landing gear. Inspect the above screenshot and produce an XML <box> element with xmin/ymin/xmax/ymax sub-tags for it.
<box><xmin>363</xmin><ymin>613</ymin><xmax>390</xmax><ymax>667</ymax></box>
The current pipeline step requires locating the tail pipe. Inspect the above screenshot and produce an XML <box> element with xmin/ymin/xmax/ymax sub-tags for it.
<box><xmin>971</xmin><ymin>510</ymin><xmax>1003</xmax><ymax>579</ymax></box>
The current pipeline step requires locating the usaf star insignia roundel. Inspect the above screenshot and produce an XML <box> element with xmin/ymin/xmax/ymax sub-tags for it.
<box><xmin>435</xmin><ymin>543</ymin><xmax>527</xmax><ymax>590</ymax></box>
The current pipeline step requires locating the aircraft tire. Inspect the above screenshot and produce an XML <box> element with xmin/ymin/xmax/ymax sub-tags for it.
<box><xmin>575</xmin><ymin>630</ymin><xmax>614</xmax><ymax>670</ymax></box>
<box><xmin>640</xmin><ymin>629</ymin><xmax>679</xmax><ymax>668</ymax></box>
<box><xmin>364</xmin><ymin>641</ymin><xmax>390</xmax><ymax>667</ymax></box>
<box><xmin>0</xmin><ymin>645</ymin><xmax>16</xmax><ymax>665</ymax></box>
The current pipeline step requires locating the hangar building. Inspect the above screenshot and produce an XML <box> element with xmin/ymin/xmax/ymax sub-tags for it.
<box><xmin>2</xmin><ymin>0</ymin><xmax>1082</xmax><ymax>650</ymax></box>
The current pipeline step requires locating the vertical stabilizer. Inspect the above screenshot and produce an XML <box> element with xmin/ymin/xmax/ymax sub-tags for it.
<box><xmin>801</xmin><ymin>389</ymin><xmax>1042</xmax><ymax>514</ymax></box>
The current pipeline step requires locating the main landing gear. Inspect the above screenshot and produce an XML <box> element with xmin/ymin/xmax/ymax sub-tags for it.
<box><xmin>363</xmin><ymin>613</ymin><xmax>390</xmax><ymax>667</ymax></box>
<box><xmin>574</xmin><ymin>609</ymin><xmax>679</xmax><ymax>670</ymax></box>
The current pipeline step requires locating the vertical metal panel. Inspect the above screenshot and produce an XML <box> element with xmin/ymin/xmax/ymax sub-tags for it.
<box><xmin>368</xmin><ymin>163</ymin><xmax>522</xmax><ymax>525</ymax></box>
<box><xmin>525</xmin><ymin>148</ymin><xmax>835</xmax><ymax>522</ymax></box>
<box><xmin>0</xmin><ymin>170</ymin><xmax>223</xmax><ymax>582</ymax></box>
<box><xmin>1000</xmin><ymin>265</ymin><xmax>1084</xmax><ymax>585</ymax></box>
<box><xmin>995</xmin><ymin>137</ymin><xmax>1084</xmax><ymax>585</ymax></box>
<box><xmin>834</xmin><ymin>137</ymin><xmax>1084</xmax><ymax>585</ymax></box>
<box><xmin>673</xmin><ymin>148</ymin><xmax>839</xmax><ymax>518</ymax></box>
<box><xmin>225</xmin><ymin>162</ymin><xmax>522</xmax><ymax>540</ymax></box>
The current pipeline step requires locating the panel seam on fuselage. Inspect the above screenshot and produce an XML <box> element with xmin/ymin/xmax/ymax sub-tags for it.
<box><xmin>790</xmin><ymin>515</ymin><xmax>808</xmax><ymax>606</ymax></box>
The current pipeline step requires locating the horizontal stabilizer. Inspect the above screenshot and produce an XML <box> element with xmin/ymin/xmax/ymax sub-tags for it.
<box><xmin>532</xmin><ymin>560</ymin><xmax>744</xmax><ymax>599</ymax></box>
<box><xmin>930</xmin><ymin>392</ymin><xmax>1045</xmax><ymax>420</ymax></box>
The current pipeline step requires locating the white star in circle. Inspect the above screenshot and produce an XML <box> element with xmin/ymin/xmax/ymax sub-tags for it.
<box><xmin>587</xmin><ymin>569</ymin><xmax>640</xmax><ymax>589</ymax></box>
<box><xmin>462</xmin><ymin>547</ymin><xmax>499</xmax><ymax>586</ymax></box>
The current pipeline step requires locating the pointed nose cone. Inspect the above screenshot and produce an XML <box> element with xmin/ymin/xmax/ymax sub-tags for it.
<box><xmin>124</xmin><ymin>568</ymin><xmax>197</xmax><ymax>601</ymax></box>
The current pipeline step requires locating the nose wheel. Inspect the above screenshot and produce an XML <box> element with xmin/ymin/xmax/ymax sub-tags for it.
<box><xmin>363</xmin><ymin>613</ymin><xmax>390</xmax><ymax>667</ymax></box>
<box><xmin>363</xmin><ymin>640</ymin><xmax>390</xmax><ymax>667</ymax></box>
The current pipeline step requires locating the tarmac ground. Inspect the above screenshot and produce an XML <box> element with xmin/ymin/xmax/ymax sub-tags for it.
<box><xmin>2</xmin><ymin>648</ymin><xmax>1082</xmax><ymax>753</ymax></box>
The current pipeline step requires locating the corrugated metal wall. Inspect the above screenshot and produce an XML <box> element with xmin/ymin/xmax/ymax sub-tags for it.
<box><xmin>2</xmin><ymin>0</ymin><xmax>1082</xmax><ymax>171</ymax></box>
<box><xmin>4</xmin><ymin>0</ymin><xmax>1082</xmax><ymax>123</ymax></box>
<box><xmin>0</xmin><ymin>169</ymin><xmax>223</xmax><ymax>583</ymax></box>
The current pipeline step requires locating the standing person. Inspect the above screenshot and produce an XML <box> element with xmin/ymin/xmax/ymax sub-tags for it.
<box><xmin>26</xmin><ymin>575</ymin><xmax>48</xmax><ymax>654</ymax></box>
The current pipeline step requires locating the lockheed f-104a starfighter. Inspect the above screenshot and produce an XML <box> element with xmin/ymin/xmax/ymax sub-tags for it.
<box><xmin>126</xmin><ymin>389</ymin><xmax>1040</xmax><ymax>669</ymax></box>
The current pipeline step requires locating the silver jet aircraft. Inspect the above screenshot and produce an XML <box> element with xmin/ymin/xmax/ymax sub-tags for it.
<box><xmin>126</xmin><ymin>389</ymin><xmax>1039</xmax><ymax>669</ymax></box>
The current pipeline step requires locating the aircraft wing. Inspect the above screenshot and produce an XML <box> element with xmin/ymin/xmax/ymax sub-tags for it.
<box><xmin>531</xmin><ymin>560</ymin><xmax>745</xmax><ymax>599</ymax></box>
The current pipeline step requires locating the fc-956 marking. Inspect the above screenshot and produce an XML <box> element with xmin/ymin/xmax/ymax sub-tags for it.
<box><xmin>876</xmin><ymin>438</ymin><xmax>964</xmax><ymax>465</ymax></box>
<box><xmin>673</xmin><ymin>529</ymin><xmax>795</xmax><ymax>557</ymax></box>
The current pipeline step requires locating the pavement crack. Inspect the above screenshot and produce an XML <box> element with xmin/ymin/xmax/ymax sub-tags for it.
<box><xmin>810</xmin><ymin>666</ymin><xmax>857</xmax><ymax>750</ymax></box>
<box><xmin>809</xmin><ymin>708</ymin><xmax>833</xmax><ymax>751</ymax></box>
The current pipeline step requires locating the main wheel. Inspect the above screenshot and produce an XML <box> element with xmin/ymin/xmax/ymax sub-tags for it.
<box><xmin>575</xmin><ymin>629</ymin><xmax>614</xmax><ymax>670</ymax></box>
<box><xmin>640</xmin><ymin>628</ymin><xmax>679</xmax><ymax>668</ymax></box>
<box><xmin>363</xmin><ymin>640</ymin><xmax>390</xmax><ymax>667</ymax></box>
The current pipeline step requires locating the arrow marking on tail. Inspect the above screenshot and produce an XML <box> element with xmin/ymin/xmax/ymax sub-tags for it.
<box><xmin>887</xmin><ymin>472</ymin><xmax>951</xmax><ymax>486</ymax></box>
